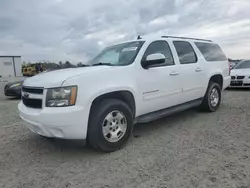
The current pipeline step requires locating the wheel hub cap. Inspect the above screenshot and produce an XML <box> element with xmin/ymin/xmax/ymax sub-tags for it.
<box><xmin>210</xmin><ymin>88</ymin><xmax>219</xmax><ymax>107</ymax></box>
<box><xmin>102</xmin><ymin>111</ymin><xmax>127</xmax><ymax>143</ymax></box>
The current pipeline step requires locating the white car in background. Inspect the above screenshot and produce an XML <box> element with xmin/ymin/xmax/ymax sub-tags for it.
<box><xmin>230</xmin><ymin>60</ymin><xmax>250</xmax><ymax>87</ymax></box>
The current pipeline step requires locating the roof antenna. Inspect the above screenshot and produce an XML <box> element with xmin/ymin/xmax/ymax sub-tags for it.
<box><xmin>137</xmin><ymin>35</ymin><xmax>142</xmax><ymax>40</ymax></box>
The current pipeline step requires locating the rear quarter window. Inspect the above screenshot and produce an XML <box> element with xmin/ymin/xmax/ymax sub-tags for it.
<box><xmin>195</xmin><ymin>42</ymin><xmax>227</xmax><ymax>62</ymax></box>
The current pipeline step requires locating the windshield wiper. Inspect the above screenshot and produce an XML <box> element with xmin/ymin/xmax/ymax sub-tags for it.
<box><xmin>92</xmin><ymin>62</ymin><xmax>113</xmax><ymax>66</ymax></box>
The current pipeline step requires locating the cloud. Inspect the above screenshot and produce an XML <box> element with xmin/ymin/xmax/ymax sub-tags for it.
<box><xmin>0</xmin><ymin>0</ymin><xmax>249</xmax><ymax>63</ymax></box>
<box><xmin>149</xmin><ymin>14</ymin><xmax>179</xmax><ymax>26</ymax></box>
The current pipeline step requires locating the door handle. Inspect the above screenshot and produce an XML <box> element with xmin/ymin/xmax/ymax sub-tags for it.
<box><xmin>195</xmin><ymin>68</ymin><xmax>202</xmax><ymax>72</ymax></box>
<box><xmin>169</xmin><ymin>71</ymin><xmax>180</xmax><ymax>76</ymax></box>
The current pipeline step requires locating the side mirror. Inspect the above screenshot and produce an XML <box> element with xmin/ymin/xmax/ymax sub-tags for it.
<box><xmin>142</xmin><ymin>53</ymin><xmax>166</xmax><ymax>69</ymax></box>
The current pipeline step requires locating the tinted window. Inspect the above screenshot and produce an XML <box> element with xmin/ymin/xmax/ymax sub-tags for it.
<box><xmin>173</xmin><ymin>41</ymin><xmax>197</xmax><ymax>64</ymax></box>
<box><xmin>195</xmin><ymin>42</ymin><xmax>227</xmax><ymax>62</ymax></box>
<box><xmin>234</xmin><ymin>60</ymin><xmax>250</xmax><ymax>69</ymax></box>
<box><xmin>142</xmin><ymin>41</ymin><xmax>174</xmax><ymax>67</ymax></box>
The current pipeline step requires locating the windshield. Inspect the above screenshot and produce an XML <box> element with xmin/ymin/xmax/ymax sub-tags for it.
<box><xmin>234</xmin><ymin>60</ymin><xmax>250</xmax><ymax>69</ymax></box>
<box><xmin>88</xmin><ymin>41</ymin><xmax>145</xmax><ymax>66</ymax></box>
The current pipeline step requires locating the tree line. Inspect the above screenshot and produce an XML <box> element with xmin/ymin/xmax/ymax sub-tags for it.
<box><xmin>22</xmin><ymin>61</ymin><xmax>84</xmax><ymax>70</ymax></box>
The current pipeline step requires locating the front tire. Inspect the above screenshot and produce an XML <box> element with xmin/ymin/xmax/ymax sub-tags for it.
<box><xmin>200</xmin><ymin>82</ymin><xmax>221</xmax><ymax>112</ymax></box>
<box><xmin>87</xmin><ymin>99</ymin><xmax>134</xmax><ymax>152</ymax></box>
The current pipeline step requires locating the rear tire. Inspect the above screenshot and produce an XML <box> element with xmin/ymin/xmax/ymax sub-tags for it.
<box><xmin>200</xmin><ymin>81</ymin><xmax>221</xmax><ymax>112</ymax></box>
<box><xmin>87</xmin><ymin>99</ymin><xmax>134</xmax><ymax>152</ymax></box>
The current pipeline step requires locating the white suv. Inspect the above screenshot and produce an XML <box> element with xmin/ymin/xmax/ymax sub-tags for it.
<box><xmin>18</xmin><ymin>36</ymin><xmax>230</xmax><ymax>152</ymax></box>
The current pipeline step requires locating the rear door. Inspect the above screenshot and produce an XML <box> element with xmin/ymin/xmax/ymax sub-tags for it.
<box><xmin>172</xmin><ymin>41</ymin><xmax>206</xmax><ymax>101</ymax></box>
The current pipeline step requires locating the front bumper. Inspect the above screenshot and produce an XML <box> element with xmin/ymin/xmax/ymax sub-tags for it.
<box><xmin>229</xmin><ymin>76</ymin><xmax>250</xmax><ymax>87</ymax></box>
<box><xmin>4</xmin><ymin>87</ymin><xmax>21</xmax><ymax>97</ymax></box>
<box><xmin>18</xmin><ymin>101</ymin><xmax>89</xmax><ymax>139</ymax></box>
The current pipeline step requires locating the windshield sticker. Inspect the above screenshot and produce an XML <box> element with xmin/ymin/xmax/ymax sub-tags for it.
<box><xmin>122</xmin><ymin>47</ymin><xmax>138</xmax><ymax>52</ymax></box>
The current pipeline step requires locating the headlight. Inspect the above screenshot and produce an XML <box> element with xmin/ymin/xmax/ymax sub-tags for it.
<box><xmin>10</xmin><ymin>83</ymin><xmax>21</xmax><ymax>88</ymax></box>
<box><xmin>46</xmin><ymin>86</ymin><xmax>77</xmax><ymax>107</ymax></box>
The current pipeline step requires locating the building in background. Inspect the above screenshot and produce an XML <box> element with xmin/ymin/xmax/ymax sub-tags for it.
<box><xmin>0</xmin><ymin>56</ymin><xmax>22</xmax><ymax>77</ymax></box>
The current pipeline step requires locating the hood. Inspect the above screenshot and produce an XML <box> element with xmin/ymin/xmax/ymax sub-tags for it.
<box><xmin>231</xmin><ymin>68</ymin><xmax>250</xmax><ymax>75</ymax></box>
<box><xmin>23</xmin><ymin>66</ymin><xmax>112</xmax><ymax>88</ymax></box>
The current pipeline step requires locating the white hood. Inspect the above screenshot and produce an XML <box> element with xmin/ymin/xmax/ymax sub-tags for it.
<box><xmin>231</xmin><ymin>68</ymin><xmax>250</xmax><ymax>76</ymax></box>
<box><xmin>23</xmin><ymin>66</ymin><xmax>111</xmax><ymax>88</ymax></box>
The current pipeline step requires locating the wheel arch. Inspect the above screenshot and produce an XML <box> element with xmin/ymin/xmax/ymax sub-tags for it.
<box><xmin>89</xmin><ymin>90</ymin><xmax>136</xmax><ymax>118</ymax></box>
<box><xmin>208</xmin><ymin>74</ymin><xmax>223</xmax><ymax>89</ymax></box>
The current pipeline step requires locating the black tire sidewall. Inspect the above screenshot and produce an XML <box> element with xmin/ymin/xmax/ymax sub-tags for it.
<box><xmin>206</xmin><ymin>82</ymin><xmax>221</xmax><ymax>112</ymax></box>
<box><xmin>89</xmin><ymin>99</ymin><xmax>134</xmax><ymax>152</ymax></box>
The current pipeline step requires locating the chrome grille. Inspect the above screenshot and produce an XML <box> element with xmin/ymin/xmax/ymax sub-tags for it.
<box><xmin>22</xmin><ymin>86</ymin><xmax>43</xmax><ymax>94</ymax></box>
<box><xmin>22</xmin><ymin>86</ymin><xmax>44</xmax><ymax>109</ymax></box>
<box><xmin>22</xmin><ymin>97</ymin><xmax>42</xmax><ymax>109</ymax></box>
<box><xmin>236</xmin><ymin>76</ymin><xmax>245</xmax><ymax>79</ymax></box>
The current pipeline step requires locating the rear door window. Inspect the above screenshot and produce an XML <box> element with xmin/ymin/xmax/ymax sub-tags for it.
<box><xmin>173</xmin><ymin>41</ymin><xmax>197</xmax><ymax>64</ymax></box>
<box><xmin>195</xmin><ymin>42</ymin><xmax>228</xmax><ymax>61</ymax></box>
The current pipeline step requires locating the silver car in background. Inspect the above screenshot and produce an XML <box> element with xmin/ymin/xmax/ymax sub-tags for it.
<box><xmin>230</xmin><ymin>60</ymin><xmax>250</xmax><ymax>87</ymax></box>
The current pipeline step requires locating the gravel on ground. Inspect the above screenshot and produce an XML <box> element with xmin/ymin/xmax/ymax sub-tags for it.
<box><xmin>1</xmin><ymin>89</ymin><xmax>250</xmax><ymax>188</ymax></box>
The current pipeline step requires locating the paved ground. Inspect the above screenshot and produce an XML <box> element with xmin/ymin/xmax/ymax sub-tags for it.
<box><xmin>1</xmin><ymin>89</ymin><xmax>250</xmax><ymax>188</ymax></box>
<box><xmin>0</xmin><ymin>83</ymin><xmax>8</xmax><ymax>99</ymax></box>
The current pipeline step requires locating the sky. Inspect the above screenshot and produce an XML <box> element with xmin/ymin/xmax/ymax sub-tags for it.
<box><xmin>0</xmin><ymin>0</ymin><xmax>249</xmax><ymax>63</ymax></box>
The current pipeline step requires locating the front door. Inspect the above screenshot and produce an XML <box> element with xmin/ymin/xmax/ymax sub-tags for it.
<box><xmin>137</xmin><ymin>40</ymin><xmax>183</xmax><ymax>116</ymax></box>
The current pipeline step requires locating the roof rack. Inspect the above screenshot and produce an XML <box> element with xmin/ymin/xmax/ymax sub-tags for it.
<box><xmin>161</xmin><ymin>36</ymin><xmax>212</xmax><ymax>42</ymax></box>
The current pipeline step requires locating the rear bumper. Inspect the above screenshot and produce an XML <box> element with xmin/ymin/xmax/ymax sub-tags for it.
<box><xmin>18</xmin><ymin>101</ymin><xmax>90</xmax><ymax>139</ymax></box>
<box><xmin>223</xmin><ymin>76</ymin><xmax>231</xmax><ymax>90</ymax></box>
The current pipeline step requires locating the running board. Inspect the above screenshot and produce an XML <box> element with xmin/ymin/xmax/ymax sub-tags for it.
<box><xmin>135</xmin><ymin>98</ymin><xmax>203</xmax><ymax>124</ymax></box>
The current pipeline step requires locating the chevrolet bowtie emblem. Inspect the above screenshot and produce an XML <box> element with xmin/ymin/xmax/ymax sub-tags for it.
<box><xmin>23</xmin><ymin>92</ymin><xmax>29</xmax><ymax>98</ymax></box>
